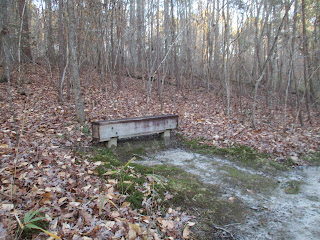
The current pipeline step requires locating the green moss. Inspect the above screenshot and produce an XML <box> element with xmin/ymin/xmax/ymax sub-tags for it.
<box><xmin>0</xmin><ymin>75</ymin><xmax>7</xmax><ymax>83</ymax></box>
<box><xmin>90</xmin><ymin>147</ymin><xmax>247</xmax><ymax>222</ymax></box>
<box><xmin>129</xmin><ymin>163</ymin><xmax>153</xmax><ymax>175</ymax></box>
<box><xmin>284</xmin><ymin>180</ymin><xmax>302</xmax><ymax>194</ymax></box>
<box><xmin>92</xmin><ymin>148</ymin><xmax>120</xmax><ymax>164</ymax></box>
<box><xmin>305</xmin><ymin>152</ymin><xmax>320</xmax><ymax>166</ymax></box>
<box><xmin>306</xmin><ymin>195</ymin><xmax>319</xmax><ymax>202</ymax></box>
<box><xmin>91</xmin><ymin>148</ymin><xmax>122</xmax><ymax>170</ymax></box>
<box><xmin>89</xmin><ymin>148</ymin><xmax>167</xmax><ymax>209</ymax></box>
<box><xmin>179</xmin><ymin>135</ymin><xmax>286</xmax><ymax>172</ymax></box>
<box><xmin>77</xmin><ymin>125</ymin><xmax>91</xmax><ymax>136</ymax></box>
<box><xmin>117</xmin><ymin>181</ymin><xmax>145</xmax><ymax>209</ymax></box>
<box><xmin>126</xmin><ymin>191</ymin><xmax>145</xmax><ymax>209</ymax></box>
<box><xmin>219</xmin><ymin>166</ymin><xmax>279</xmax><ymax>194</ymax></box>
<box><xmin>205</xmin><ymin>198</ymin><xmax>248</xmax><ymax>225</ymax></box>
<box><xmin>115</xmin><ymin>138</ymin><xmax>165</xmax><ymax>160</ymax></box>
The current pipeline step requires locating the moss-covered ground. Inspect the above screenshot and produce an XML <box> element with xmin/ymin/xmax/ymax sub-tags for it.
<box><xmin>179</xmin><ymin>135</ymin><xmax>290</xmax><ymax>172</ymax></box>
<box><xmin>85</xmin><ymin>144</ymin><xmax>250</xmax><ymax>239</ymax></box>
<box><xmin>82</xmin><ymin>135</ymin><xmax>317</xmax><ymax>239</ymax></box>
<box><xmin>219</xmin><ymin>166</ymin><xmax>279</xmax><ymax>194</ymax></box>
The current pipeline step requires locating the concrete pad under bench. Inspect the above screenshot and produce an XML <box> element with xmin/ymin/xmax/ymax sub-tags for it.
<box><xmin>92</xmin><ymin>115</ymin><xmax>178</xmax><ymax>148</ymax></box>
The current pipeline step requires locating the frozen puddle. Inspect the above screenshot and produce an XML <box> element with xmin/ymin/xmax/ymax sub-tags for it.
<box><xmin>136</xmin><ymin>148</ymin><xmax>320</xmax><ymax>240</ymax></box>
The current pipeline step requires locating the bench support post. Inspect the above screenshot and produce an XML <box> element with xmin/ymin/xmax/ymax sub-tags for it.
<box><xmin>161</xmin><ymin>129</ymin><xmax>171</xmax><ymax>146</ymax></box>
<box><xmin>107</xmin><ymin>137</ymin><xmax>118</xmax><ymax>148</ymax></box>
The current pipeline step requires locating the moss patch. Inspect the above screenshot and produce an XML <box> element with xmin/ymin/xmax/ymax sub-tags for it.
<box><xmin>88</xmin><ymin>147</ymin><xmax>248</xmax><ymax>228</ymax></box>
<box><xmin>114</xmin><ymin>136</ymin><xmax>165</xmax><ymax>160</ymax></box>
<box><xmin>89</xmin><ymin>148</ymin><xmax>166</xmax><ymax>209</ymax></box>
<box><xmin>305</xmin><ymin>152</ymin><xmax>320</xmax><ymax>166</ymax></box>
<box><xmin>284</xmin><ymin>180</ymin><xmax>302</xmax><ymax>194</ymax></box>
<box><xmin>219</xmin><ymin>166</ymin><xmax>279</xmax><ymax>194</ymax></box>
<box><xmin>179</xmin><ymin>135</ymin><xmax>288</xmax><ymax>172</ymax></box>
<box><xmin>306</xmin><ymin>195</ymin><xmax>320</xmax><ymax>202</ymax></box>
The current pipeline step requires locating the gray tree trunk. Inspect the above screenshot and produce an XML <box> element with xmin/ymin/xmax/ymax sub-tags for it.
<box><xmin>45</xmin><ymin>0</ymin><xmax>55</xmax><ymax>64</ymax></box>
<box><xmin>301</xmin><ymin>0</ymin><xmax>312</xmax><ymax>124</ymax></box>
<box><xmin>67</xmin><ymin>0</ymin><xmax>85</xmax><ymax>123</ymax></box>
<box><xmin>1</xmin><ymin>0</ymin><xmax>10</xmax><ymax>83</ymax></box>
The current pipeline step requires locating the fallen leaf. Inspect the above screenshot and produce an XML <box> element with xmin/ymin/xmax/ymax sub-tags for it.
<box><xmin>247</xmin><ymin>189</ymin><xmax>254</xmax><ymax>194</ymax></box>
<box><xmin>80</xmin><ymin>210</ymin><xmax>93</xmax><ymax>224</ymax></box>
<box><xmin>161</xmin><ymin>220</ymin><xmax>175</xmax><ymax>229</ymax></box>
<box><xmin>1</xmin><ymin>204</ymin><xmax>14</xmax><ymax>211</ymax></box>
<box><xmin>120</xmin><ymin>202</ymin><xmax>130</xmax><ymax>209</ymax></box>
<box><xmin>69</xmin><ymin>202</ymin><xmax>81</xmax><ymax>207</ymax></box>
<box><xmin>183</xmin><ymin>224</ymin><xmax>190</xmax><ymax>239</ymax></box>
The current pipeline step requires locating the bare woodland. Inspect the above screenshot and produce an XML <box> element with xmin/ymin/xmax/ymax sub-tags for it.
<box><xmin>1</xmin><ymin>0</ymin><xmax>320</xmax><ymax>125</ymax></box>
<box><xmin>0</xmin><ymin>0</ymin><xmax>320</xmax><ymax>238</ymax></box>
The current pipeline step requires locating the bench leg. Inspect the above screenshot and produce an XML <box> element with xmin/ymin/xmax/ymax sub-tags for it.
<box><xmin>161</xmin><ymin>130</ymin><xmax>171</xmax><ymax>146</ymax></box>
<box><xmin>107</xmin><ymin>137</ymin><xmax>118</xmax><ymax>148</ymax></box>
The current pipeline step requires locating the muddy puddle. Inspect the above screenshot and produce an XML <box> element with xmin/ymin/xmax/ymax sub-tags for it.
<box><xmin>135</xmin><ymin>148</ymin><xmax>320</xmax><ymax>240</ymax></box>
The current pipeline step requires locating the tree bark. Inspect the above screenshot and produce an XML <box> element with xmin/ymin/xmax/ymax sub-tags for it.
<box><xmin>58</xmin><ymin>0</ymin><xmax>67</xmax><ymax>102</ymax></box>
<box><xmin>251</xmin><ymin>1</ymin><xmax>293</xmax><ymax>128</ymax></box>
<box><xmin>301</xmin><ymin>0</ymin><xmax>312</xmax><ymax>124</ymax></box>
<box><xmin>45</xmin><ymin>0</ymin><xmax>55</xmax><ymax>64</ymax></box>
<box><xmin>1</xmin><ymin>0</ymin><xmax>10</xmax><ymax>83</ymax></box>
<box><xmin>18</xmin><ymin>0</ymin><xmax>32</xmax><ymax>62</ymax></box>
<box><xmin>67</xmin><ymin>0</ymin><xmax>85</xmax><ymax>123</ymax></box>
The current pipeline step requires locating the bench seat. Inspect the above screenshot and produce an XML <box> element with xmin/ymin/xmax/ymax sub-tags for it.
<box><xmin>92</xmin><ymin>115</ymin><xmax>178</xmax><ymax>148</ymax></box>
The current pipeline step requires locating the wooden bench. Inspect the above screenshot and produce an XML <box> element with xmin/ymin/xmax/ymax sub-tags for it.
<box><xmin>92</xmin><ymin>115</ymin><xmax>178</xmax><ymax>148</ymax></box>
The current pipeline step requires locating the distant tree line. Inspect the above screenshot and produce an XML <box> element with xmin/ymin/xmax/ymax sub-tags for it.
<box><xmin>1</xmin><ymin>0</ymin><xmax>319</xmax><ymax>127</ymax></box>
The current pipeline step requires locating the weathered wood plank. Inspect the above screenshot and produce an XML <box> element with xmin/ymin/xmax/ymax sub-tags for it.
<box><xmin>92</xmin><ymin>115</ymin><xmax>178</xmax><ymax>143</ymax></box>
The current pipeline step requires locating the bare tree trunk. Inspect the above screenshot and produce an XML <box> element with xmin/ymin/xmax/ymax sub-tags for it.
<box><xmin>45</xmin><ymin>0</ymin><xmax>55</xmax><ymax>64</ymax></box>
<box><xmin>284</xmin><ymin>0</ymin><xmax>298</xmax><ymax>131</ymax></box>
<box><xmin>1</xmin><ymin>0</ymin><xmax>18</xmax><ymax>141</ymax></box>
<box><xmin>18</xmin><ymin>0</ymin><xmax>32</xmax><ymax>62</ymax></box>
<box><xmin>213</xmin><ymin>0</ymin><xmax>220</xmax><ymax>90</ymax></box>
<box><xmin>68</xmin><ymin>0</ymin><xmax>85</xmax><ymax>123</ymax></box>
<box><xmin>170</xmin><ymin>0</ymin><xmax>178</xmax><ymax>88</ymax></box>
<box><xmin>301</xmin><ymin>0</ymin><xmax>312</xmax><ymax>124</ymax></box>
<box><xmin>252</xmin><ymin>1</ymin><xmax>293</xmax><ymax>128</ymax></box>
<box><xmin>18</xmin><ymin>0</ymin><xmax>27</xmax><ymax>91</ymax></box>
<box><xmin>222</xmin><ymin>0</ymin><xmax>231</xmax><ymax>120</ymax></box>
<box><xmin>58</xmin><ymin>0</ymin><xmax>66</xmax><ymax>102</ymax></box>
<box><xmin>136</xmin><ymin>0</ymin><xmax>143</xmax><ymax>76</ymax></box>
<box><xmin>129</xmin><ymin>0</ymin><xmax>136</xmax><ymax>76</ymax></box>
<box><xmin>1</xmin><ymin>0</ymin><xmax>10</xmax><ymax>83</ymax></box>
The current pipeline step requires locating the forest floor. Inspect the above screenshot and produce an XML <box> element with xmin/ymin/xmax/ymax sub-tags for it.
<box><xmin>0</xmin><ymin>64</ymin><xmax>319</xmax><ymax>239</ymax></box>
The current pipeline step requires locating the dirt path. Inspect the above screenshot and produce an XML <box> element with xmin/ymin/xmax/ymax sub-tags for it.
<box><xmin>137</xmin><ymin>148</ymin><xmax>320</xmax><ymax>240</ymax></box>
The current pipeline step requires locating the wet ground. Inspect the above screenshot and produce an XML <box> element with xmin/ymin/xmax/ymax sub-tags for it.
<box><xmin>136</xmin><ymin>148</ymin><xmax>320</xmax><ymax>240</ymax></box>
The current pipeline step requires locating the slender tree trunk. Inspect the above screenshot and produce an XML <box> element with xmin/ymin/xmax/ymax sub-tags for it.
<box><xmin>284</xmin><ymin>0</ymin><xmax>298</xmax><ymax>131</ymax></box>
<box><xmin>1</xmin><ymin>0</ymin><xmax>18</xmax><ymax>141</ymax></box>
<box><xmin>129</xmin><ymin>0</ymin><xmax>136</xmax><ymax>76</ymax></box>
<box><xmin>301</xmin><ymin>0</ymin><xmax>312</xmax><ymax>124</ymax></box>
<box><xmin>1</xmin><ymin>0</ymin><xmax>10</xmax><ymax>83</ymax></box>
<box><xmin>252</xmin><ymin>1</ymin><xmax>293</xmax><ymax>128</ymax></box>
<box><xmin>170</xmin><ymin>0</ymin><xmax>178</xmax><ymax>88</ymax></box>
<box><xmin>18</xmin><ymin>0</ymin><xmax>32</xmax><ymax>62</ymax></box>
<box><xmin>18</xmin><ymin>0</ymin><xmax>27</xmax><ymax>91</ymax></box>
<box><xmin>58</xmin><ymin>0</ymin><xmax>66</xmax><ymax>102</ymax></box>
<box><xmin>137</xmin><ymin>0</ymin><xmax>143</xmax><ymax>76</ymax></box>
<box><xmin>223</xmin><ymin>0</ymin><xmax>231</xmax><ymax>120</ymax></box>
<box><xmin>45</xmin><ymin>0</ymin><xmax>55</xmax><ymax>64</ymax></box>
<box><xmin>116</xmin><ymin>2</ymin><xmax>122</xmax><ymax>90</ymax></box>
<box><xmin>68</xmin><ymin>0</ymin><xmax>85</xmax><ymax>123</ymax></box>
<box><xmin>213</xmin><ymin>0</ymin><xmax>220</xmax><ymax>89</ymax></box>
